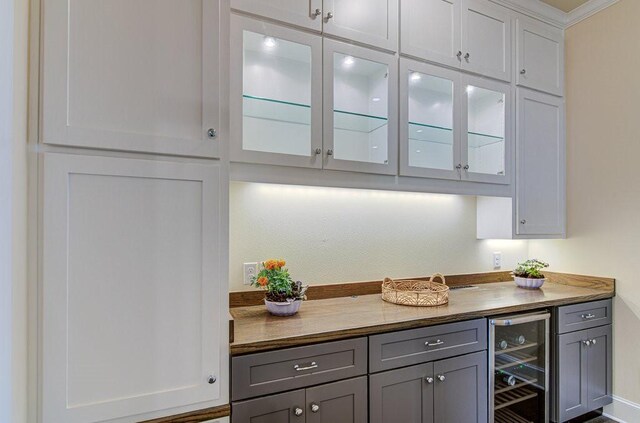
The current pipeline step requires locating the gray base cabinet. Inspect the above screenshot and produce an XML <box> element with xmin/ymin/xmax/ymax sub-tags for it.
<box><xmin>370</xmin><ymin>351</ymin><xmax>487</xmax><ymax>423</ymax></box>
<box><xmin>232</xmin><ymin>377</ymin><xmax>367</xmax><ymax>423</ymax></box>
<box><xmin>554</xmin><ymin>300</ymin><xmax>613</xmax><ymax>422</ymax></box>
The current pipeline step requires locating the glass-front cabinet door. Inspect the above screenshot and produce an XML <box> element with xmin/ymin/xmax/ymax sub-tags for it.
<box><xmin>461</xmin><ymin>75</ymin><xmax>511</xmax><ymax>184</ymax></box>
<box><xmin>230</xmin><ymin>15</ymin><xmax>323</xmax><ymax>168</ymax></box>
<box><xmin>399</xmin><ymin>58</ymin><xmax>461</xmax><ymax>180</ymax></box>
<box><xmin>323</xmin><ymin>39</ymin><xmax>398</xmax><ymax>175</ymax></box>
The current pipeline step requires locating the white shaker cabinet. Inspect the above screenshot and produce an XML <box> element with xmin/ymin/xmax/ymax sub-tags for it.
<box><xmin>516</xmin><ymin>17</ymin><xmax>564</xmax><ymax>96</ymax></box>
<box><xmin>516</xmin><ymin>88</ymin><xmax>565</xmax><ymax>236</ymax></box>
<box><xmin>41</xmin><ymin>0</ymin><xmax>221</xmax><ymax>158</ymax></box>
<box><xmin>400</xmin><ymin>0</ymin><xmax>511</xmax><ymax>82</ymax></box>
<box><xmin>41</xmin><ymin>153</ymin><xmax>228</xmax><ymax>423</ymax></box>
<box><xmin>461</xmin><ymin>0</ymin><xmax>512</xmax><ymax>82</ymax></box>
<box><xmin>231</xmin><ymin>0</ymin><xmax>398</xmax><ymax>51</ymax></box>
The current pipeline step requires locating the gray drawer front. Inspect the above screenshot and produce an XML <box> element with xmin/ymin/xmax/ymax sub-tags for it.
<box><xmin>232</xmin><ymin>338</ymin><xmax>367</xmax><ymax>400</ymax></box>
<box><xmin>369</xmin><ymin>319</ymin><xmax>487</xmax><ymax>373</ymax></box>
<box><xmin>556</xmin><ymin>299</ymin><xmax>612</xmax><ymax>334</ymax></box>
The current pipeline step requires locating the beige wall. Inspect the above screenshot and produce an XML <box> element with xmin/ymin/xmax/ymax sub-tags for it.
<box><xmin>230</xmin><ymin>182</ymin><xmax>528</xmax><ymax>291</ymax></box>
<box><xmin>530</xmin><ymin>0</ymin><xmax>640</xmax><ymax>417</ymax></box>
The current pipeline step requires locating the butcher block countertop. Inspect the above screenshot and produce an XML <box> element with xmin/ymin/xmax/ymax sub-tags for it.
<box><xmin>229</xmin><ymin>272</ymin><xmax>614</xmax><ymax>355</ymax></box>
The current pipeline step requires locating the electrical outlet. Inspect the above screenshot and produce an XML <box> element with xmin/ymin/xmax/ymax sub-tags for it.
<box><xmin>243</xmin><ymin>262</ymin><xmax>258</xmax><ymax>285</ymax></box>
<box><xmin>493</xmin><ymin>252</ymin><xmax>502</xmax><ymax>269</ymax></box>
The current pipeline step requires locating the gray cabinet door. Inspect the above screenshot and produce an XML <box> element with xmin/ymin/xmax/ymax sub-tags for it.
<box><xmin>306</xmin><ymin>377</ymin><xmax>367</xmax><ymax>423</ymax></box>
<box><xmin>370</xmin><ymin>362</ymin><xmax>435</xmax><ymax>423</ymax></box>
<box><xmin>433</xmin><ymin>351</ymin><xmax>487</xmax><ymax>423</ymax></box>
<box><xmin>557</xmin><ymin>331</ymin><xmax>588</xmax><ymax>422</ymax></box>
<box><xmin>587</xmin><ymin>325</ymin><xmax>613</xmax><ymax>411</ymax></box>
<box><xmin>232</xmin><ymin>389</ymin><xmax>306</xmax><ymax>423</ymax></box>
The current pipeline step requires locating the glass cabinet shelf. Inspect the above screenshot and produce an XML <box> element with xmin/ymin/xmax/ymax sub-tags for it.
<box><xmin>244</xmin><ymin>95</ymin><xmax>388</xmax><ymax>134</ymax></box>
<box><xmin>408</xmin><ymin>122</ymin><xmax>504</xmax><ymax>149</ymax></box>
<box><xmin>334</xmin><ymin>110</ymin><xmax>388</xmax><ymax>133</ymax></box>
<box><xmin>243</xmin><ymin>94</ymin><xmax>311</xmax><ymax>126</ymax></box>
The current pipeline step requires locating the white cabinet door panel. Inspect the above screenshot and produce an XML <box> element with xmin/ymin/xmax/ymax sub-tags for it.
<box><xmin>42</xmin><ymin>0</ymin><xmax>220</xmax><ymax>157</ymax></box>
<box><xmin>461</xmin><ymin>0</ymin><xmax>511</xmax><ymax>82</ymax></box>
<box><xmin>516</xmin><ymin>89</ymin><xmax>565</xmax><ymax>236</ymax></box>
<box><xmin>400</xmin><ymin>0</ymin><xmax>462</xmax><ymax>69</ymax></box>
<box><xmin>517</xmin><ymin>18</ymin><xmax>564</xmax><ymax>96</ymax></box>
<box><xmin>323</xmin><ymin>0</ymin><xmax>399</xmax><ymax>51</ymax></box>
<box><xmin>230</xmin><ymin>0</ymin><xmax>323</xmax><ymax>31</ymax></box>
<box><xmin>42</xmin><ymin>153</ymin><xmax>227</xmax><ymax>423</ymax></box>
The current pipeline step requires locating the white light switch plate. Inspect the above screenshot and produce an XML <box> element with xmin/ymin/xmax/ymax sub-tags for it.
<box><xmin>243</xmin><ymin>262</ymin><xmax>258</xmax><ymax>285</ymax></box>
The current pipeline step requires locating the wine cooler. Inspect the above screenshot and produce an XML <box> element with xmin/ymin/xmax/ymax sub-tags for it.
<box><xmin>489</xmin><ymin>312</ymin><xmax>550</xmax><ymax>423</ymax></box>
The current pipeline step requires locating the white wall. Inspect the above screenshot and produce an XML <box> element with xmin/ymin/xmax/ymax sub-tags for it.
<box><xmin>529</xmin><ymin>1</ymin><xmax>640</xmax><ymax>420</ymax></box>
<box><xmin>229</xmin><ymin>182</ymin><xmax>528</xmax><ymax>291</ymax></box>
<box><xmin>0</xmin><ymin>0</ymin><xmax>28</xmax><ymax>421</ymax></box>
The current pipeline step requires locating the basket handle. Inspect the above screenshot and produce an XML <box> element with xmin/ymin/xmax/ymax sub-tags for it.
<box><xmin>429</xmin><ymin>273</ymin><xmax>446</xmax><ymax>285</ymax></box>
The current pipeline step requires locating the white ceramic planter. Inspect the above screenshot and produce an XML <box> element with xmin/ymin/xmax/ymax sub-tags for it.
<box><xmin>264</xmin><ymin>299</ymin><xmax>302</xmax><ymax>316</ymax></box>
<box><xmin>514</xmin><ymin>276</ymin><xmax>546</xmax><ymax>289</ymax></box>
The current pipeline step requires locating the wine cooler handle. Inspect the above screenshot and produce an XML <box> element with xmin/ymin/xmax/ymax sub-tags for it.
<box><xmin>491</xmin><ymin>312</ymin><xmax>550</xmax><ymax>326</ymax></box>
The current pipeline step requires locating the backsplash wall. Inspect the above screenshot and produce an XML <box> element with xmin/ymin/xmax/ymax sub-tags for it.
<box><xmin>229</xmin><ymin>182</ymin><xmax>528</xmax><ymax>291</ymax></box>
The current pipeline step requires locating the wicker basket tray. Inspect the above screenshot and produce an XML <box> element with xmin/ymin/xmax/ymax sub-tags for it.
<box><xmin>381</xmin><ymin>273</ymin><xmax>449</xmax><ymax>307</ymax></box>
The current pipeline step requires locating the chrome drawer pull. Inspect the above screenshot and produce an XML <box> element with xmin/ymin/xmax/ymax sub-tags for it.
<box><xmin>581</xmin><ymin>313</ymin><xmax>596</xmax><ymax>319</ymax></box>
<box><xmin>294</xmin><ymin>361</ymin><xmax>318</xmax><ymax>371</ymax></box>
<box><xmin>425</xmin><ymin>339</ymin><xmax>444</xmax><ymax>347</ymax></box>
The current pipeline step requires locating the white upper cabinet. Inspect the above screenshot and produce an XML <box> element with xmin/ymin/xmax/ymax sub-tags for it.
<box><xmin>323</xmin><ymin>0</ymin><xmax>399</xmax><ymax>52</ymax></box>
<box><xmin>461</xmin><ymin>0</ymin><xmax>512</xmax><ymax>82</ymax></box>
<box><xmin>323</xmin><ymin>39</ymin><xmax>399</xmax><ymax>175</ymax></box>
<box><xmin>231</xmin><ymin>0</ymin><xmax>398</xmax><ymax>51</ymax></box>
<box><xmin>41</xmin><ymin>0</ymin><xmax>221</xmax><ymax>157</ymax></box>
<box><xmin>400</xmin><ymin>59</ymin><xmax>461</xmax><ymax>180</ymax></box>
<box><xmin>230</xmin><ymin>15</ymin><xmax>323</xmax><ymax>168</ymax></box>
<box><xmin>516</xmin><ymin>17</ymin><xmax>564</xmax><ymax>96</ymax></box>
<box><xmin>399</xmin><ymin>58</ymin><xmax>509</xmax><ymax>184</ymax></box>
<box><xmin>516</xmin><ymin>88</ymin><xmax>565</xmax><ymax>236</ymax></box>
<box><xmin>400</xmin><ymin>0</ymin><xmax>511</xmax><ymax>82</ymax></box>
<box><xmin>400</xmin><ymin>0</ymin><xmax>462</xmax><ymax>69</ymax></box>
<box><xmin>231</xmin><ymin>0</ymin><xmax>323</xmax><ymax>31</ymax></box>
<box><xmin>460</xmin><ymin>75</ymin><xmax>511</xmax><ymax>184</ymax></box>
<box><xmin>42</xmin><ymin>153</ymin><xmax>228</xmax><ymax>422</ymax></box>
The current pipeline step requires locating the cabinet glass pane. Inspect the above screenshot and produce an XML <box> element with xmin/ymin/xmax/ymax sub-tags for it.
<box><xmin>466</xmin><ymin>85</ymin><xmax>505</xmax><ymax>176</ymax></box>
<box><xmin>407</xmin><ymin>71</ymin><xmax>454</xmax><ymax>170</ymax></box>
<box><xmin>333</xmin><ymin>53</ymin><xmax>388</xmax><ymax>164</ymax></box>
<box><xmin>242</xmin><ymin>30</ymin><xmax>312</xmax><ymax>156</ymax></box>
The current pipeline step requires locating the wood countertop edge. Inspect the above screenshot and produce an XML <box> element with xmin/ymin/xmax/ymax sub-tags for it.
<box><xmin>229</xmin><ymin>289</ymin><xmax>614</xmax><ymax>355</ymax></box>
<box><xmin>139</xmin><ymin>404</ymin><xmax>230</xmax><ymax>422</ymax></box>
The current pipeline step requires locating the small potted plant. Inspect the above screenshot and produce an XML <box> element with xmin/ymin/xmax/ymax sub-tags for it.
<box><xmin>252</xmin><ymin>259</ymin><xmax>308</xmax><ymax>316</ymax></box>
<box><xmin>513</xmin><ymin>259</ymin><xmax>549</xmax><ymax>289</ymax></box>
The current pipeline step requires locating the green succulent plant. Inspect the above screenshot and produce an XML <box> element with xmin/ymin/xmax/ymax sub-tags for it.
<box><xmin>513</xmin><ymin>259</ymin><xmax>549</xmax><ymax>279</ymax></box>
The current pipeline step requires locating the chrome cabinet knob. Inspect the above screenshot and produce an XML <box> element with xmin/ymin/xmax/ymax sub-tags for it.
<box><xmin>463</xmin><ymin>164</ymin><xmax>469</xmax><ymax>170</ymax></box>
<box><xmin>520</xmin><ymin>219</ymin><xmax>527</xmax><ymax>224</ymax></box>
<box><xmin>583</xmin><ymin>340</ymin><xmax>591</xmax><ymax>346</ymax></box>
<box><xmin>520</xmin><ymin>69</ymin><xmax>527</xmax><ymax>75</ymax></box>
<box><xmin>464</xmin><ymin>52</ymin><xmax>470</xmax><ymax>61</ymax></box>
<box><xmin>208</xmin><ymin>375</ymin><xmax>216</xmax><ymax>384</ymax></box>
<box><xmin>327</xmin><ymin>149</ymin><xmax>333</xmax><ymax>156</ymax></box>
<box><xmin>314</xmin><ymin>148</ymin><xmax>322</xmax><ymax>155</ymax></box>
<box><xmin>313</xmin><ymin>8</ymin><xmax>322</xmax><ymax>17</ymax></box>
<box><xmin>591</xmin><ymin>338</ymin><xmax>597</xmax><ymax>345</ymax></box>
<box><xmin>294</xmin><ymin>407</ymin><xmax>303</xmax><ymax>417</ymax></box>
<box><xmin>311</xmin><ymin>403</ymin><xmax>320</xmax><ymax>413</ymax></box>
<box><xmin>437</xmin><ymin>375</ymin><xmax>445</xmax><ymax>382</ymax></box>
<box><xmin>457</xmin><ymin>51</ymin><xmax>462</xmax><ymax>59</ymax></box>
<box><xmin>326</xmin><ymin>12</ymin><xmax>333</xmax><ymax>20</ymax></box>
<box><xmin>207</xmin><ymin>128</ymin><xmax>217</xmax><ymax>139</ymax></box>
<box><xmin>456</xmin><ymin>164</ymin><xmax>462</xmax><ymax>170</ymax></box>
<box><xmin>424</xmin><ymin>377</ymin><xmax>434</xmax><ymax>384</ymax></box>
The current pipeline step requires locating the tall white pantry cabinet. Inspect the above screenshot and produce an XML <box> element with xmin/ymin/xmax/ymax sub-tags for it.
<box><xmin>36</xmin><ymin>0</ymin><xmax>229</xmax><ymax>422</ymax></box>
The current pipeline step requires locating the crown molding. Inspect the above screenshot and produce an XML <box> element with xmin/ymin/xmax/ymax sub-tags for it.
<box><xmin>566</xmin><ymin>0</ymin><xmax>619</xmax><ymax>27</ymax></box>
<box><xmin>492</xmin><ymin>0</ymin><xmax>619</xmax><ymax>29</ymax></box>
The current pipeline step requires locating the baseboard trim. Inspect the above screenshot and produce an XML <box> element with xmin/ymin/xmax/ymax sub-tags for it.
<box><xmin>603</xmin><ymin>395</ymin><xmax>640</xmax><ymax>423</ymax></box>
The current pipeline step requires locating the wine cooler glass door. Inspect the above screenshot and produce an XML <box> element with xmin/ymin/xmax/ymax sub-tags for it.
<box><xmin>490</xmin><ymin>313</ymin><xmax>550</xmax><ymax>423</ymax></box>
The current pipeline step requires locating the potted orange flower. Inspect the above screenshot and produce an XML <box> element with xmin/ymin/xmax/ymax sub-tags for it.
<box><xmin>251</xmin><ymin>259</ymin><xmax>308</xmax><ymax>316</ymax></box>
